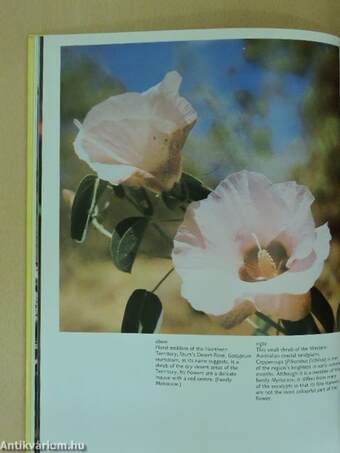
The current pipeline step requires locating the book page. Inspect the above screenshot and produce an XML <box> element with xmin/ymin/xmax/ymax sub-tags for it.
<box><xmin>34</xmin><ymin>28</ymin><xmax>340</xmax><ymax>453</ymax></box>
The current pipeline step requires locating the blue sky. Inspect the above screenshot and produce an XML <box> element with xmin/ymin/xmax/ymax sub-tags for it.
<box><xmin>64</xmin><ymin>39</ymin><xmax>312</xmax><ymax>153</ymax></box>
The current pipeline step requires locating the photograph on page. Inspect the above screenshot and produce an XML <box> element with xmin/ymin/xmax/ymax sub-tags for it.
<box><xmin>59</xmin><ymin>38</ymin><xmax>340</xmax><ymax>336</ymax></box>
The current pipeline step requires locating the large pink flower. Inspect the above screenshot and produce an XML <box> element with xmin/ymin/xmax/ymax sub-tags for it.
<box><xmin>172</xmin><ymin>171</ymin><xmax>331</xmax><ymax>322</ymax></box>
<box><xmin>73</xmin><ymin>71</ymin><xmax>197</xmax><ymax>192</ymax></box>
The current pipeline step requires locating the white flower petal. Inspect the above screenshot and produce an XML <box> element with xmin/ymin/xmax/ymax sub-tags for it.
<box><xmin>82</xmin><ymin>93</ymin><xmax>150</xmax><ymax>129</ymax></box>
<box><xmin>178</xmin><ymin>269</ymin><xmax>240</xmax><ymax>315</ymax></box>
<box><xmin>272</xmin><ymin>181</ymin><xmax>315</xmax><ymax>262</ymax></box>
<box><xmin>73</xmin><ymin>71</ymin><xmax>196</xmax><ymax>192</ymax></box>
<box><xmin>89</xmin><ymin>162</ymin><xmax>152</xmax><ymax>186</ymax></box>
<box><xmin>173</xmin><ymin>199</ymin><xmax>240</xmax><ymax>272</ymax></box>
<box><xmin>144</xmin><ymin>70</ymin><xmax>182</xmax><ymax>96</ymax></box>
<box><xmin>172</xmin><ymin>171</ymin><xmax>332</xmax><ymax>321</ymax></box>
<box><xmin>214</xmin><ymin>171</ymin><xmax>289</xmax><ymax>247</ymax></box>
<box><xmin>144</xmin><ymin>71</ymin><xmax>197</xmax><ymax>130</ymax></box>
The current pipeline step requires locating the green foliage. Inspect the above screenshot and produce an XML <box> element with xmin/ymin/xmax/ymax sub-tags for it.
<box><xmin>180</xmin><ymin>172</ymin><xmax>211</xmax><ymax>201</ymax></box>
<box><xmin>301</xmin><ymin>49</ymin><xmax>339</xmax><ymax>129</ymax></box>
<box><xmin>162</xmin><ymin>191</ymin><xmax>183</xmax><ymax>211</ymax></box>
<box><xmin>252</xmin><ymin>316</ymin><xmax>271</xmax><ymax>336</ymax></box>
<box><xmin>310</xmin><ymin>287</ymin><xmax>335</xmax><ymax>333</ymax></box>
<box><xmin>234</xmin><ymin>89</ymin><xmax>268</xmax><ymax>117</ymax></box>
<box><xmin>281</xmin><ymin>315</ymin><xmax>320</xmax><ymax>335</ymax></box>
<box><xmin>296</xmin><ymin>47</ymin><xmax>340</xmax><ymax>231</ymax></box>
<box><xmin>60</xmin><ymin>49</ymin><xmax>126</xmax><ymax>191</ymax></box>
<box><xmin>126</xmin><ymin>187</ymin><xmax>154</xmax><ymax>216</ymax></box>
<box><xmin>244</xmin><ymin>40</ymin><xmax>318</xmax><ymax>75</ymax></box>
<box><xmin>243</xmin><ymin>40</ymin><xmax>340</xmax><ymax>314</ymax></box>
<box><xmin>112</xmin><ymin>185</ymin><xmax>125</xmax><ymax>199</ymax></box>
<box><xmin>121</xmin><ymin>289</ymin><xmax>163</xmax><ymax>333</ymax></box>
<box><xmin>70</xmin><ymin>175</ymin><xmax>106</xmax><ymax>243</ymax></box>
<box><xmin>162</xmin><ymin>172</ymin><xmax>211</xmax><ymax>210</ymax></box>
<box><xmin>244</xmin><ymin>41</ymin><xmax>340</xmax><ymax>232</ymax></box>
<box><xmin>255</xmin><ymin>311</ymin><xmax>286</xmax><ymax>335</ymax></box>
<box><xmin>61</xmin><ymin>48</ymin><xmax>125</xmax><ymax>123</ymax></box>
<box><xmin>250</xmin><ymin>128</ymin><xmax>272</xmax><ymax>157</ymax></box>
<box><xmin>110</xmin><ymin>217</ymin><xmax>149</xmax><ymax>273</ymax></box>
<box><xmin>62</xmin><ymin>40</ymin><xmax>340</xmax><ymax>335</ymax></box>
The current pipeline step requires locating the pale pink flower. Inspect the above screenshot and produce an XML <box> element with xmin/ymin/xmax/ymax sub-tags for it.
<box><xmin>172</xmin><ymin>171</ymin><xmax>331</xmax><ymax>322</ymax></box>
<box><xmin>73</xmin><ymin>71</ymin><xmax>197</xmax><ymax>192</ymax></box>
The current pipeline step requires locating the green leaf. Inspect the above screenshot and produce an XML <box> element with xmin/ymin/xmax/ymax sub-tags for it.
<box><xmin>281</xmin><ymin>314</ymin><xmax>320</xmax><ymax>335</ymax></box>
<box><xmin>70</xmin><ymin>175</ymin><xmax>106</xmax><ymax>243</ymax></box>
<box><xmin>181</xmin><ymin>172</ymin><xmax>211</xmax><ymax>201</ymax></box>
<box><xmin>255</xmin><ymin>311</ymin><xmax>286</xmax><ymax>334</ymax></box>
<box><xmin>112</xmin><ymin>184</ymin><xmax>125</xmax><ymax>199</ymax></box>
<box><xmin>310</xmin><ymin>287</ymin><xmax>335</xmax><ymax>333</ymax></box>
<box><xmin>110</xmin><ymin>217</ymin><xmax>149</xmax><ymax>272</ymax></box>
<box><xmin>162</xmin><ymin>182</ymin><xmax>188</xmax><ymax>210</ymax></box>
<box><xmin>121</xmin><ymin>289</ymin><xmax>163</xmax><ymax>333</ymax></box>
<box><xmin>126</xmin><ymin>187</ymin><xmax>153</xmax><ymax>216</ymax></box>
<box><xmin>252</xmin><ymin>316</ymin><xmax>272</xmax><ymax>336</ymax></box>
<box><xmin>170</xmin><ymin>182</ymin><xmax>188</xmax><ymax>201</ymax></box>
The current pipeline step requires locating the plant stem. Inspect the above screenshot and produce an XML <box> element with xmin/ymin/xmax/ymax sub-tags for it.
<box><xmin>255</xmin><ymin>311</ymin><xmax>287</xmax><ymax>335</ymax></box>
<box><xmin>151</xmin><ymin>222</ymin><xmax>173</xmax><ymax>245</ymax></box>
<box><xmin>245</xmin><ymin>318</ymin><xmax>268</xmax><ymax>335</ymax></box>
<box><xmin>91</xmin><ymin>217</ymin><xmax>112</xmax><ymax>239</ymax></box>
<box><xmin>245</xmin><ymin>318</ymin><xmax>259</xmax><ymax>329</ymax></box>
<box><xmin>124</xmin><ymin>191</ymin><xmax>173</xmax><ymax>245</ymax></box>
<box><xmin>151</xmin><ymin>267</ymin><xmax>175</xmax><ymax>293</ymax></box>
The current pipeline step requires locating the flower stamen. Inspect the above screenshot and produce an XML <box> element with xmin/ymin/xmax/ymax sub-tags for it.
<box><xmin>251</xmin><ymin>233</ymin><xmax>278</xmax><ymax>280</ymax></box>
<box><xmin>251</xmin><ymin>232</ymin><xmax>262</xmax><ymax>251</ymax></box>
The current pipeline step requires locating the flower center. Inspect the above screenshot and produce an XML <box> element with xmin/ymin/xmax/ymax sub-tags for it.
<box><xmin>239</xmin><ymin>233</ymin><xmax>288</xmax><ymax>282</ymax></box>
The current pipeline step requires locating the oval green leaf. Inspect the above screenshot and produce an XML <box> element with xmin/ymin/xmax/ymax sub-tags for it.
<box><xmin>70</xmin><ymin>175</ymin><xmax>106</xmax><ymax>243</ymax></box>
<box><xmin>121</xmin><ymin>289</ymin><xmax>163</xmax><ymax>333</ymax></box>
<box><xmin>111</xmin><ymin>217</ymin><xmax>149</xmax><ymax>273</ymax></box>
<box><xmin>181</xmin><ymin>172</ymin><xmax>211</xmax><ymax>201</ymax></box>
